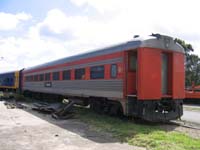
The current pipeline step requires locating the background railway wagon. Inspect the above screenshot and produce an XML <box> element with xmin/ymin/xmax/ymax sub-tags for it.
<box><xmin>185</xmin><ymin>85</ymin><xmax>200</xmax><ymax>104</ymax></box>
<box><xmin>22</xmin><ymin>34</ymin><xmax>185</xmax><ymax>121</ymax></box>
<box><xmin>0</xmin><ymin>71</ymin><xmax>20</xmax><ymax>91</ymax></box>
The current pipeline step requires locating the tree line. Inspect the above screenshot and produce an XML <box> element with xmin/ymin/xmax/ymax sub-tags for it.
<box><xmin>175</xmin><ymin>39</ymin><xmax>200</xmax><ymax>87</ymax></box>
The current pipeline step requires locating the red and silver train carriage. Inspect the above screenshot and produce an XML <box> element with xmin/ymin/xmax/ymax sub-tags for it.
<box><xmin>22</xmin><ymin>34</ymin><xmax>185</xmax><ymax>121</ymax></box>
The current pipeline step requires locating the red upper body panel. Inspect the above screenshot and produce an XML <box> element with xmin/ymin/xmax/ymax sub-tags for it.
<box><xmin>137</xmin><ymin>48</ymin><xmax>162</xmax><ymax>100</ymax></box>
<box><xmin>172</xmin><ymin>52</ymin><xmax>185</xmax><ymax>99</ymax></box>
<box><xmin>137</xmin><ymin>48</ymin><xmax>185</xmax><ymax>100</ymax></box>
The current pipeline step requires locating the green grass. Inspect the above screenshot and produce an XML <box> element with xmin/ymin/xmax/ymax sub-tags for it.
<box><xmin>75</xmin><ymin>107</ymin><xmax>200</xmax><ymax>150</ymax></box>
<box><xmin>14</xmin><ymin>93</ymin><xmax>26</xmax><ymax>101</ymax></box>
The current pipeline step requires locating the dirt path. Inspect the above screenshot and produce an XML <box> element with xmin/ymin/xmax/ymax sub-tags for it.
<box><xmin>182</xmin><ymin>105</ymin><xmax>200</xmax><ymax>125</ymax></box>
<box><xmin>0</xmin><ymin>101</ymin><xmax>143</xmax><ymax>150</ymax></box>
<box><xmin>182</xmin><ymin>110</ymin><xmax>200</xmax><ymax>124</ymax></box>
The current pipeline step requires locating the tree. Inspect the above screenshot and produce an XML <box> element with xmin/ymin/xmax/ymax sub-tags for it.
<box><xmin>175</xmin><ymin>38</ymin><xmax>200</xmax><ymax>86</ymax></box>
<box><xmin>185</xmin><ymin>54</ymin><xmax>200</xmax><ymax>86</ymax></box>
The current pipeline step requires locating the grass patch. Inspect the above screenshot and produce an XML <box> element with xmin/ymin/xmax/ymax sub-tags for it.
<box><xmin>14</xmin><ymin>93</ymin><xmax>26</xmax><ymax>101</ymax></box>
<box><xmin>75</xmin><ymin>107</ymin><xmax>200</xmax><ymax>150</ymax></box>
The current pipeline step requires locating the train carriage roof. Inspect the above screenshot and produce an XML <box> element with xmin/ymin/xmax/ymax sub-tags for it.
<box><xmin>0</xmin><ymin>70</ymin><xmax>18</xmax><ymax>75</ymax></box>
<box><xmin>24</xmin><ymin>34</ymin><xmax>184</xmax><ymax>72</ymax></box>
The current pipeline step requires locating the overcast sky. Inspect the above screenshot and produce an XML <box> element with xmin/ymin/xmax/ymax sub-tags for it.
<box><xmin>0</xmin><ymin>0</ymin><xmax>200</xmax><ymax>72</ymax></box>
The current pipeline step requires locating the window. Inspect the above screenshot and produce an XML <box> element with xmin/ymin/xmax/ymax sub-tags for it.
<box><xmin>26</xmin><ymin>76</ymin><xmax>31</xmax><ymax>82</ymax></box>
<box><xmin>6</xmin><ymin>78</ymin><xmax>9</xmax><ymax>83</ymax></box>
<box><xmin>63</xmin><ymin>70</ymin><xmax>71</xmax><ymax>80</ymax></box>
<box><xmin>129</xmin><ymin>54</ymin><xmax>137</xmax><ymax>71</ymax></box>
<box><xmin>28</xmin><ymin>76</ymin><xmax>31</xmax><ymax>81</ymax></box>
<box><xmin>75</xmin><ymin>68</ymin><xmax>85</xmax><ymax>80</ymax></box>
<box><xmin>111</xmin><ymin>64</ymin><xmax>117</xmax><ymax>78</ymax></box>
<box><xmin>90</xmin><ymin>65</ymin><xmax>104</xmax><ymax>79</ymax></box>
<box><xmin>34</xmin><ymin>75</ymin><xmax>38</xmax><ymax>81</ymax></box>
<box><xmin>30</xmin><ymin>76</ymin><xmax>33</xmax><ymax>81</ymax></box>
<box><xmin>45</xmin><ymin>73</ymin><xmax>50</xmax><ymax>81</ymax></box>
<box><xmin>53</xmin><ymin>72</ymin><xmax>59</xmax><ymax>80</ymax></box>
<box><xmin>39</xmin><ymin>74</ymin><xmax>44</xmax><ymax>81</ymax></box>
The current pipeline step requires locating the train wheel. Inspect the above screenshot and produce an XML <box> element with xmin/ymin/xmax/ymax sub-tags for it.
<box><xmin>90</xmin><ymin>100</ymin><xmax>102</xmax><ymax>114</ymax></box>
<box><xmin>109</xmin><ymin>104</ymin><xmax>118</xmax><ymax>116</ymax></box>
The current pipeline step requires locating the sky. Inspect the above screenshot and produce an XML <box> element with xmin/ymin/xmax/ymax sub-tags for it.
<box><xmin>0</xmin><ymin>0</ymin><xmax>200</xmax><ymax>72</ymax></box>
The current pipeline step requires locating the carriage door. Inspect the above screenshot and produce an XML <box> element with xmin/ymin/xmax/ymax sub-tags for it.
<box><xmin>162</xmin><ymin>53</ymin><xmax>168</xmax><ymax>95</ymax></box>
<box><xmin>127</xmin><ymin>51</ymin><xmax>137</xmax><ymax>95</ymax></box>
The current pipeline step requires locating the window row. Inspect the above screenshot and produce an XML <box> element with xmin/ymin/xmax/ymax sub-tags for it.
<box><xmin>0</xmin><ymin>77</ymin><xmax>14</xmax><ymax>83</ymax></box>
<box><xmin>25</xmin><ymin>64</ymin><xmax>118</xmax><ymax>82</ymax></box>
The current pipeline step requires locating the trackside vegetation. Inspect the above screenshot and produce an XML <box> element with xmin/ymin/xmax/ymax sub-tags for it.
<box><xmin>175</xmin><ymin>38</ymin><xmax>200</xmax><ymax>86</ymax></box>
<box><xmin>76</xmin><ymin>107</ymin><xmax>200</xmax><ymax>150</ymax></box>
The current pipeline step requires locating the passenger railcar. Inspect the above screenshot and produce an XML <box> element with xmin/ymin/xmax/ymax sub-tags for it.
<box><xmin>22</xmin><ymin>34</ymin><xmax>185</xmax><ymax>121</ymax></box>
<box><xmin>0</xmin><ymin>71</ymin><xmax>20</xmax><ymax>91</ymax></box>
<box><xmin>185</xmin><ymin>84</ymin><xmax>200</xmax><ymax>104</ymax></box>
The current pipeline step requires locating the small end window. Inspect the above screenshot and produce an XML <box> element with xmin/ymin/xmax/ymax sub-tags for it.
<box><xmin>30</xmin><ymin>76</ymin><xmax>33</xmax><ymax>81</ymax></box>
<box><xmin>34</xmin><ymin>75</ymin><xmax>38</xmax><ymax>81</ymax></box>
<box><xmin>111</xmin><ymin>64</ymin><xmax>117</xmax><ymax>78</ymax></box>
<box><xmin>39</xmin><ymin>74</ymin><xmax>44</xmax><ymax>81</ymax></box>
<box><xmin>45</xmin><ymin>73</ymin><xmax>51</xmax><ymax>81</ymax></box>
<box><xmin>53</xmin><ymin>72</ymin><xmax>60</xmax><ymax>80</ymax></box>
<box><xmin>90</xmin><ymin>65</ymin><xmax>104</xmax><ymax>79</ymax></box>
<box><xmin>63</xmin><ymin>70</ymin><xmax>71</xmax><ymax>80</ymax></box>
<box><xmin>75</xmin><ymin>68</ymin><xmax>85</xmax><ymax>80</ymax></box>
<box><xmin>129</xmin><ymin>54</ymin><xmax>137</xmax><ymax>71</ymax></box>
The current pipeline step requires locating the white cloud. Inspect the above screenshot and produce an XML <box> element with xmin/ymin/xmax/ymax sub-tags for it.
<box><xmin>29</xmin><ymin>9</ymin><xmax>88</xmax><ymax>40</ymax></box>
<box><xmin>16</xmin><ymin>12</ymin><xmax>32</xmax><ymax>21</ymax></box>
<box><xmin>70</xmin><ymin>0</ymin><xmax>200</xmax><ymax>54</ymax></box>
<box><xmin>1</xmin><ymin>0</ymin><xmax>200</xmax><ymax>72</ymax></box>
<box><xmin>0</xmin><ymin>12</ymin><xmax>31</xmax><ymax>31</ymax></box>
<box><xmin>32</xmin><ymin>8</ymin><xmax>135</xmax><ymax>46</ymax></box>
<box><xmin>0</xmin><ymin>9</ymin><xmax>100</xmax><ymax>73</ymax></box>
<box><xmin>71</xmin><ymin>0</ymin><xmax>126</xmax><ymax>14</ymax></box>
<box><xmin>0</xmin><ymin>36</ymin><xmax>72</xmax><ymax>72</ymax></box>
<box><xmin>37</xmin><ymin>9</ymin><xmax>88</xmax><ymax>35</ymax></box>
<box><xmin>40</xmin><ymin>9</ymin><xmax>70</xmax><ymax>34</ymax></box>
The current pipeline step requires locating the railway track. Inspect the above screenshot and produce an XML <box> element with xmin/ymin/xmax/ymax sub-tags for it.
<box><xmin>168</xmin><ymin>120</ymin><xmax>200</xmax><ymax>130</ymax></box>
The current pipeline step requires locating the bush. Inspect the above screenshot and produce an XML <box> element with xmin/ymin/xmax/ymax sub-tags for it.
<box><xmin>14</xmin><ymin>94</ymin><xmax>26</xmax><ymax>101</ymax></box>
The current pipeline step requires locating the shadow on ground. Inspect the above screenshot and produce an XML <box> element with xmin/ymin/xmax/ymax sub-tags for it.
<box><xmin>2</xmin><ymin>99</ymin><xmax>178</xmax><ymax>144</ymax></box>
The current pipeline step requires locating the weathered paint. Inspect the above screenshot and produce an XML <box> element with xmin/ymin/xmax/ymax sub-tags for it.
<box><xmin>172</xmin><ymin>52</ymin><xmax>185</xmax><ymax>99</ymax></box>
<box><xmin>22</xmin><ymin>35</ymin><xmax>185</xmax><ymax>102</ymax></box>
<box><xmin>0</xmin><ymin>71</ymin><xmax>19</xmax><ymax>89</ymax></box>
<box><xmin>137</xmin><ymin>48</ymin><xmax>162</xmax><ymax>100</ymax></box>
